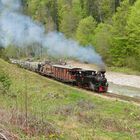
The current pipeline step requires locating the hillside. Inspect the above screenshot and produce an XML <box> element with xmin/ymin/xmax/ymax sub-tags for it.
<box><xmin>0</xmin><ymin>59</ymin><xmax>140</xmax><ymax>139</ymax></box>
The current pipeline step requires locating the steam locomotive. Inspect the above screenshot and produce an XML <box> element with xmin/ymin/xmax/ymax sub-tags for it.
<box><xmin>13</xmin><ymin>60</ymin><xmax>108</xmax><ymax>93</ymax></box>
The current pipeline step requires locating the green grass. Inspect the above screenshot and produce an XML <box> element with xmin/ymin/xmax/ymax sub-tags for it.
<box><xmin>0</xmin><ymin>59</ymin><xmax>140</xmax><ymax>140</ymax></box>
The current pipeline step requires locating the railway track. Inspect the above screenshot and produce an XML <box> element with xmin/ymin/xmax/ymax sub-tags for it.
<box><xmin>48</xmin><ymin>75</ymin><xmax>140</xmax><ymax>104</ymax></box>
<box><xmin>103</xmin><ymin>92</ymin><xmax>140</xmax><ymax>104</ymax></box>
<box><xmin>74</xmin><ymin>85</ymin><xmax>140</xmax><ymax>104</ymax></box>
<box><xmin>11</xmin><ymin>60</ymin><xmax>140</xmax><ymax>105</ymax></box>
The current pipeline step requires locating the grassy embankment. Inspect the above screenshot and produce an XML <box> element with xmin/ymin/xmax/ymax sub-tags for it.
<box><xmin>0</xmin><ymin>58</ymin><xmax>140</xmax><ymax>140</ymax></box>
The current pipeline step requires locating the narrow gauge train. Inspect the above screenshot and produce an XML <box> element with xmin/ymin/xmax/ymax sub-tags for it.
<box><xmin>16</xmin><ymin>60</ymin><xmax>108</xmax><ymax>92</ymax></box>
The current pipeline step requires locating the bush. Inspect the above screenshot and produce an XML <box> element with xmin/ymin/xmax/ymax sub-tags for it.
<box><xmin>0</xmin><ymin>72</ymin><xmax>11</xmax><ymax>93</ymax></box>
<box><xmin>0</xmin><ymin>47</ymin><xmax>9</xmax><ymax>61</ymax></box>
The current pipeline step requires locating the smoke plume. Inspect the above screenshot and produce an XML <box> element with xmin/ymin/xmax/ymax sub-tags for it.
<box><xmin>0</xmin><ymin>0</ymin><xmax>105</xmax><ymax>66</ymax></box>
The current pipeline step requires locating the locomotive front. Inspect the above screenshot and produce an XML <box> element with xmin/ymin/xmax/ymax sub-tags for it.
<box><xmin>93</xmin><ymin>71</ymin><xmax>108</xmax><ymax>92</ymax></box>
<box><xmin>74</xmin><ymin>70</ymin><xmax>108</xmax><ymax>92</ymax></box>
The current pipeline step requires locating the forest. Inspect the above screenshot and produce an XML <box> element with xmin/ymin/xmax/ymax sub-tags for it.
<box><xmin>1</xmin><ymin>0</ymin><xmax>140</xmax><ymax>71</ymax></box>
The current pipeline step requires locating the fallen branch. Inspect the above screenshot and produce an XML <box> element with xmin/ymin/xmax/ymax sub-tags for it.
<box><xmin>0</xmin><ymin>132</ymin><xmax>8</xmax><ymax>140</ymax></box>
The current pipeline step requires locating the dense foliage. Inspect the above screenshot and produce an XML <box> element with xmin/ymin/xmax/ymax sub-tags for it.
<box><xmin>4</xmin><ymin>0</ymin><xmax>140</xmax><ymax>71</ymax></box>
<box><xmin>0</xmin><ymin>71</ymin><xmax>11</xmax><ymax>93</ymax></box>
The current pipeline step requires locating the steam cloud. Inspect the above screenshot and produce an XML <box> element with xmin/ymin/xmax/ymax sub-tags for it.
<box><xmin>0</xmin><ymin>0</ymin><xmax>104</xmax><ymax>66</ymax></box>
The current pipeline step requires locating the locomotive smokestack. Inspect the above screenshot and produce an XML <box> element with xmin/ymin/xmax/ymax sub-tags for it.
<box><xmin>0</xmin><ymin>0</ymin><xmax>105</xmax><ymax>67</ymax></box>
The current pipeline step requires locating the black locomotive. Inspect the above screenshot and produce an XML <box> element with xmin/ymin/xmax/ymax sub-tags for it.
<box><xmin>70</xmin><ymin>70</ymin><xmax>108</xmax><ymax>92</ymax></box>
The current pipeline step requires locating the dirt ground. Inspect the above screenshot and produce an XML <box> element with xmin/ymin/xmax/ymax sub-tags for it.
<box><xmin>106</xmin><ymin>72</ymin><xmax>140</xmax><ymax>89</ymax></box>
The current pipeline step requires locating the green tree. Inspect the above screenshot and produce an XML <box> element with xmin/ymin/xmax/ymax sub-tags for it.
<box><xmin>112</xmin><ymin>0</ymin><xmax>130</xmax><ymax>36</ymax></box>
<box><xmin>125</xmin><ymin>0</ymin><xmax>140</xmax><ymax>70</ymax></box>
<box><xmin>129</xmin><ymin>0</ymin><xmax>136</xmax><ymax>5</ymax></box>
<box><xmin>26</xmin><ymin>0</ymin><xmax>60</xmax><ymax>31</ymax></box>
<box><xmin>44</xmin><ymin>0</ymin><xmax>59</xmax><ymax>31</ymax></box>
<box><xmin>114</xmin><ymin>0</ymin><xmax>121</xmax><ymax>12</ymax></box>
<box><xmin>76</xmin><ymin>16</ymin><xmax>97</xmax><ymax>46</ymax></box>
<box><xmin>110</xmin><ymin>0</ymin><xmax>131</xmax><ymax>66</ymax></box>
<box><xmin>94</xmin><ymin>23</ymin><xmax>112</xmax><ymax>64</ymax></box>
<box><xmin>60</xmin><ymin>2</ymin><xmax>82</xmax><ymax>37</ymax></box>
<box><xmin>84</xmin><ymin>0</ymin><xmax>115</xmax><ymax>22</ymax></box>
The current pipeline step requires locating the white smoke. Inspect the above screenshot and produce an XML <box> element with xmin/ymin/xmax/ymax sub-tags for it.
<box><xmin>0</xmin><ymin>0</ymin><xmax>104</xmax><ymax>66</ymax></box>
<box><xmin>0</xmin><ymin>0</ymin><xmax>21</xmax><ymax>11</ymax></box>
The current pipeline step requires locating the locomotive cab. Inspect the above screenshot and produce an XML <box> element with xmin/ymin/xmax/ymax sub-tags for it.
<box><xmin>94</xmin><ymin>71</ymin><xmax>108</xmax><ymax>92</ymax></box>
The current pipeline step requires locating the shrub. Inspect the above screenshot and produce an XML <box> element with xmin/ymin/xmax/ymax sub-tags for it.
<box><xmin>0</xmin><ymin>72</ymin><xmax>11</xmax><ymax>93</ymax></box>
